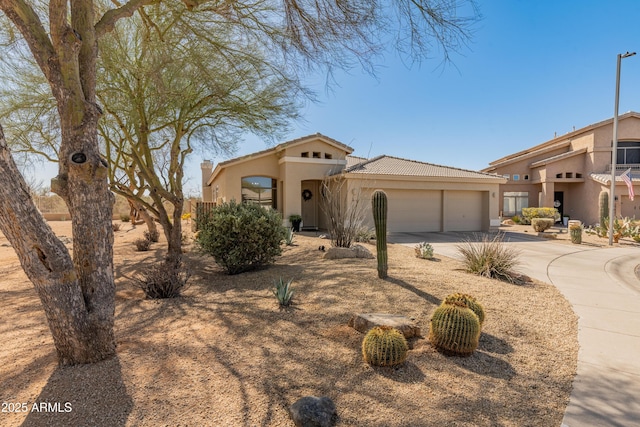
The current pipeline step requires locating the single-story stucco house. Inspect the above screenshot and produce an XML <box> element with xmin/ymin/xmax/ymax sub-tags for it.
<box><xmin>483</xmin><ymin>112</ymin><xmax>640</xmax><ymax>225</ymax></box>
<box><xmin>200</xmin><ymin>133</ymin><xmax>506</xmax><ymax>232</ymax></box>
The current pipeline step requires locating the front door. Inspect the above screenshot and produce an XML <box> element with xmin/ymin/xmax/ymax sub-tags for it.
<box><xmin>554</xmin><ymin>191</ymin><xmax>564</xmax><ymax>221</ymax></box>
<box><xmin>301</xmin><ymin>180</ymin><xmax>319</xmax><ymax>230</ymax></box>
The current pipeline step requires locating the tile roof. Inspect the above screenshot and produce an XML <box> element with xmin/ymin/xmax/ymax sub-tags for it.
<box><xmin>346</xmin><ymin>155</ymin><xmax>368</xmax><ymax>168</ymax></box>
<box><xmin>343</xmin><ymin>155</ymin><xmax>505</xmax><ymax>180</ymax></box>
<box><xmin>216</xmin><ymin>133</ymin><xmax>353</xmax><ymax>167</ymax></box>
<box><xmin>590</xmin><ymin>171</ymin><xmax>640</xmax><ymax>185</ymax></box>
<box><xmin>486</xmin><ymin>111</ymin><xmax>640</xmax><ymax>168</ymax></box>
<box><xmin>529</xmin><ymin>148</ymin><xmax>587</xmax><ymax>168</ymax></box>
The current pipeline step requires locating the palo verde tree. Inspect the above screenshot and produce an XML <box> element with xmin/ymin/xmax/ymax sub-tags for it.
<box><xmin>0</xmin><ymin>0</ymin><xmax>478</xmax><ymax>365</ymax></box>
<box><xmin>98</xmin><ymin>2</ymin><xmax>301</xmax><ymax>270</ymax></box>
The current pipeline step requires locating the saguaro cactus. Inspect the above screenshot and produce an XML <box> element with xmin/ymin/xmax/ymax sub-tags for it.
<box><xmin>599</xmin><ymin>190</ymin><xmax>609</xmax><ymax>228</ymax></box>
<box><xmin>372</xmin><ymin>190</ymin><xmax>388</xmax><ymax>279</ymax></box>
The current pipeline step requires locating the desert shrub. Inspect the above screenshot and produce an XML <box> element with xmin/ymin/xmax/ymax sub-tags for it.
<box><xmin>273</xmin><ymin>277</ymin><xmax>294</xmax><ymax>306</ymax></box>
<box><xmin>134</xmin><ymin>238</ymin><xmax>151</xmax><ymax>251</ymax></box>
<box><xmin>531</xmin><ymin>218</ymin><xmax>554</xmax><ymax>232</ymax></box>
<box><xmin>196</xmin><ymin>201</ymin><xmax>285</xmax><ymax>274</ymax></box>
<box><xmin>120</xmin><ymin>214</ymin><xmax>131</xmax><ymax>222</ymax></box>
<box><xmin>511</xmin><ymin>215</ymin><xmax>521</xmax><ymax>224</ymax></box>
<box><xmin>569</xmin><ymin>223</ymin><xmax>583</xmax><ymax>244</ymax></box>
<box><xmin>521</xmin><ymin>207</ymin><xmax>558</xmax><ymax>225</ymax></box>
<box><xmin>414</xmin><ymin>241</ymin><xmax>434</xmax><ymax>259</ymax></box>
<box><xmin>362</xmin><ymin>326</ymin><xmax>408</xmax><ymax>367</ymax></box>
<box><xmin>112</xmin><ymin>222</ymin><xmax>121</xmax><ymax>232</ymax></box>
<box><xmin>354</xmin><ymin>227</ymin><xmax>375</xmax><ymax>243</ymax></box>
<box><xmin>586</xmin><ymin>217</ymin><xmax>634</xmax><ymax>243</ymax></box>
<box><xmin>144</xmin><ymin>229</ymin><xmax>160</xmax><ymax>243</ymax></box>
<box><xmin>134</xmin><ymin>262</ymin><xmax>191</xmax><ymax>299</ymax></box>
<box><xmin>320</xmin><ymin>177</ymin><xmax>368</xmax><ymax>248</ymax></box>
<box><xmin>456</xmin><ymin>233</ymin><xmax>520</xmax><ymax>283</ymax></box>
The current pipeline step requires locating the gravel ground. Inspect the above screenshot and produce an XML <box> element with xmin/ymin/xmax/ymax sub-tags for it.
<box><xmin>1</xmin><ymin>221</ymin><xmax>578</xmax><ymax>426</ymax></box>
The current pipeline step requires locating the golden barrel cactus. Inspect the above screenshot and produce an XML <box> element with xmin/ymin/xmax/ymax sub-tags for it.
<box><xmin>362</xmin><ymin>326</ymin><xmax>408</xmax><ymax>367</ymax></box>
<box><xmin>443</xmin><ymin>293</ymin><xmax>485</xmax><ymax>326</ymax></box>
<box><xmin>429</xmin><ymin>301</ymin><xmax>481</xmax><ymax>356</ymax></box>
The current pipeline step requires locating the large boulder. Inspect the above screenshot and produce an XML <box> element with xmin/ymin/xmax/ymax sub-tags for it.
<box><xmin>348</xmin><ymin>313</ymin><xmax>421</xmax><ymax>339</ymax></box>
<box><xmin>289</xmin><ymin>396</ymin><xmax>337</xmax><ymax>427</ymax></box>
<box><xmin>323</xmin><ymin>244</ymin><xmax>374</xmax><ymax>260</ymax></box>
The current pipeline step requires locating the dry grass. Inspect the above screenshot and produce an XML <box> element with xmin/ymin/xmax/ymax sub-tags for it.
<box><xmin>0</xmin><ymin>222</ymin><xmax>578</xmax><ymax>426</ymax></box>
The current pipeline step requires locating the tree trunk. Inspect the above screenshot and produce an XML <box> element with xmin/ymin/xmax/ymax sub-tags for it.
<box><xmin>0</xmin><ymin>125</ymin><xmax>116</xmax><ymax>365</ymax></box>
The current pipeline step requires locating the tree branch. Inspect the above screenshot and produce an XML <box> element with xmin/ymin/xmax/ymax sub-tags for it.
<box><xmin>95</xmin><ymin>0</ymin><xmax>156</xmax><ymax>37</ymax></box>
<box><xmin>0</xmin><ymin>0</ymin><xmax>57</xmax><ymax>83</ymax></box>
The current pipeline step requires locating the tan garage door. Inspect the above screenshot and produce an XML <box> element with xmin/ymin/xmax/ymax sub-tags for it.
<box><xmin>385</xmin><ymin>189</ymin><xmax>442</xmax><ymax>232</ymax></box>
<box><xmin>445</xmin><ymin>191</ymin><xmax>485</xmax><ymax>231</ymax></box>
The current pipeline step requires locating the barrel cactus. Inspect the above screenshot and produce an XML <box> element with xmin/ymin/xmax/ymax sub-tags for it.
<box><xmin>442</xmin><ymin>293</ymin><xmax>485</xmax><ymax>326</ymax></box>
<box><xmin>362</xmin><ymin>326</ymin><xmax>408</xmax><ymax>367</ymax></box>
<box><xmin>599</xmin><ymin>190</ymin><xmax>609</xmax><ymax>228</ymax></box>
<box><xmin>372</xmin><ymin>190</ymin><xmax>388</xmax><ymax>279</ymax></box>
<box><xmin>429</xmin><ymin>301</ymin><xmax>481</xmax><ymax>356</ymax></box>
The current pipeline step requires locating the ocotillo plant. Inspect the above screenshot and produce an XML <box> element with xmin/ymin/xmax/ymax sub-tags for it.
<box><xmin>599</xmin><ymin>190</ymin><xmax>609</xmax><ymax>228</ymax></box>
<box><xmin>372</xmin><ymin>190</ymin><xmax>388</xmax><ymax>279</ymax></box>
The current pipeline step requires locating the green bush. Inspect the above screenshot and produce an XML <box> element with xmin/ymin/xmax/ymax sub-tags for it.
<box><xmin>531</xmin><ymin>218</ymin><xmax>555</xmax><ymax>232</ymax></box>
<box><xmin>521</xmin><ymin>207</ymin><xmax>559</xmax><ymax>225</ymax></box>
<box><xmin>456</xmin><ymin>233</ymin><xmax>521</xmax><ymax>283</ymax></box>
<box><xmin>196</xmin><ymin>201</ymin><xmax>286</xmax><ymax>274</ymax></box>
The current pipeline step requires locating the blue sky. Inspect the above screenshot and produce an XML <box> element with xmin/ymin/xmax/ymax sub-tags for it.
<box><xmin>182</xmin><ymin>1</ymin><xmax>640</xmax><ymax>195</ymax></box>
<box><xmin>29</xmin><ymin>1</ymin><xmax>640</xmax><ymax>197</ymax></box>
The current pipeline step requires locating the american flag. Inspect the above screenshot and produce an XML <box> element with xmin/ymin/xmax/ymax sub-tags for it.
<box><xmin>621</xmin><ymin>168</ymin><xmax>635</xmax><ymax>201</ymax></box>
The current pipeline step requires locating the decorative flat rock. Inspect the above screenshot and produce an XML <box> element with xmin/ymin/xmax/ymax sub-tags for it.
<box><xmin>348</xmin><ymin>313</ymin><xmax>421</xmax><ymax>338</ymax></box>
<box><xmin>323</xmin><ymin>244</ymin><xmax>374</xmax><ymax>260</ymax></box>
<box><xmin>289</xmin><ymin>396</ymin><xmax>337</xmax><ymax>427</ymax></box>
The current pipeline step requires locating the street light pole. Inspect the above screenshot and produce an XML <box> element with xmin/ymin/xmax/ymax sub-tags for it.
<box><xmin>609</xmin><ymin>51</ymin><xmax>636</xmax><ymax>246</ymax></box>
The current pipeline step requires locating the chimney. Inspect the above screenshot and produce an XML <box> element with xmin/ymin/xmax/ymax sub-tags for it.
<box><xmin>201</xmin><ymin>160</ymin><xmax>213</xmax><ymax>202</ymax></box>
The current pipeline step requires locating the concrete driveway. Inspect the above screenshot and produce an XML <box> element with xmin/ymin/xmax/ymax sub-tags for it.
<box><xmin>389</xmin><ymin>230</ymin><xmax>640</xmax><ymax>427</ymax></box>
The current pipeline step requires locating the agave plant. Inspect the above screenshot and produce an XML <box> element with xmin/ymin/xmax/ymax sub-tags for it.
<box><xmin>273</xmin><ymin>277</ymin><xmax>294</xmax><ymax>306</ymax></box>
<box><xmin>284</xmin><ymin>227</ymin><xmax>295</xmax><ymax>246</ymax></box>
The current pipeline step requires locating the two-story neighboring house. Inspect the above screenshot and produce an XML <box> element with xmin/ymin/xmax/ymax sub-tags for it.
<box><xmin>201</xmin><ymin>133</ymin><xmax>506</xmax><ymax>233</ymax></box>
<box><xmin>483</xmin><ymin>112</ymin><xmax>640</xmax><ymax>225</ymax></box>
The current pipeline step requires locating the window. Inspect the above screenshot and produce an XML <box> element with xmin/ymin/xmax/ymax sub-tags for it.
<box><xmin>301</xmin><ymin>152</ymin><xmax>309</xmax><ymax>158</ymax></box>
<box><xmin>576</xmin><ymin>173</ymin><xmax>582</xmax><ymax>178</ymax></box>
<box><xmin>556</xmin><ymin>173</ymin><xmax>562</xmax><ymax>178</ymax></box>
<box><xmin>324</xmin><ymin>153</ymin><xmax>333</xmax><ymax>159</ymax></box>
<box><xmin>312</xmin><ymin>152</ymin><xmax>321</xmax><ymax>158</ymax></box>
<box><xmin>241</xmin><ymin>176</ymin><xmax>277</xmax><ymax>209</ymax></box>
<box><xmin>503</xmin><ymin>192</ymin><xmax>529</xmax><ymax>217</ymax></box>
<box><xmin>616</xmin><ymin>141</ymin><xmax>640</xmax><ymax>165</ymax></box>
<box><xmin>524</xmin><ymin>174</ymin><xmax>529</xmax><ymax>180</ymax></box>
<box><xmin>513</xmin><ymin>174</ymin><xmax>520</xmax><ymax>181</ymax></box>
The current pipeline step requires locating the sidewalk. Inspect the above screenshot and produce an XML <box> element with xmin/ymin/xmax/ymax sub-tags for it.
<box><xmin>389</xmin><ymin>231</ymin><xmax>640</xmax><ymax>426</ymax></box>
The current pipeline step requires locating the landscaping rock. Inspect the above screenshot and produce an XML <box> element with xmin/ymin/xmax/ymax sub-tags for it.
<box><xmin>323</xmin><ymin>244</ymin><xmax>374</xmax><ymax>260</ymax></box>
<box><xmin>348</xmin><ymin>313</ymin><xmax>421</xmax><ymax>339</ymax></box>
<box><xmin>289</xmin><ymin>396</ymin><xmax>337</xmax><ymax>427</ymax></box>
<box><xmin>501</xmin><ymin>219</ymin><xmax>515</xmax><ymax>226</ymax></box>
